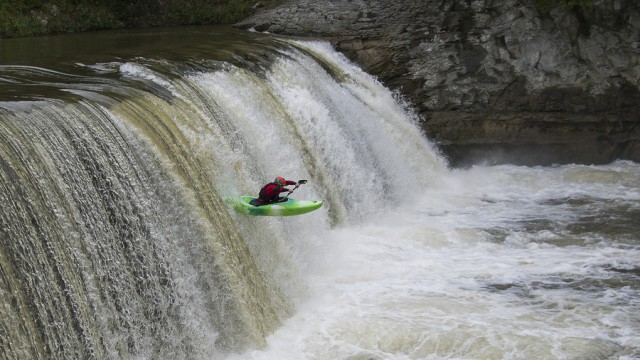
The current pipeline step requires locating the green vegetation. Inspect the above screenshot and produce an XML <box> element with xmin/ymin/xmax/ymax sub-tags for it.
<box><xmin>0</xmin><ymin>0</ymin><xmax>260</xmax><ymax>38</ymax></box>
<box><xmin>535</xmin><ymin>0</ymin><xmax>595</xmax><ymax>10</ymax></box>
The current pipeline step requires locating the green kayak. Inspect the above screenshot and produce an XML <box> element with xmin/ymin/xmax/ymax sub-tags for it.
<box><xmin>228</xmin><ymin>196</ymin><xmax>323</xmax><ymax>216</ymax></box>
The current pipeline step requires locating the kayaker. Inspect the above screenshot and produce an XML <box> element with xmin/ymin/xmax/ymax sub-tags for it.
<box><xmin>255</xmin><ymin>176</ymin><xmax>298</xmax><ymax>205</ymax></box>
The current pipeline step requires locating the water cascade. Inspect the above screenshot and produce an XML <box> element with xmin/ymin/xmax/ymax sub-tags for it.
<box><xmin>0</xmin><ymin>29</ymin><xmax>444</xmax><ymax>359</ymax></box>
<box><xmin>2</xmin><ymin>28</ymin><xmax>638</xmax><ymax>360</ymax></box>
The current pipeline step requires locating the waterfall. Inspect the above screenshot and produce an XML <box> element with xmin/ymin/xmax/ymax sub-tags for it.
<box><xmin>0</xmin><ymin>33</ymin><xmax>445</xmax><ymax>359</ymax></box>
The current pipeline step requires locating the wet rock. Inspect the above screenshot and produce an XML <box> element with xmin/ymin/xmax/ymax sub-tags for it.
<box><xmin>237</xmin><ymin>0</ymin><xmax>640</xmax><ymax>166</ymax></box>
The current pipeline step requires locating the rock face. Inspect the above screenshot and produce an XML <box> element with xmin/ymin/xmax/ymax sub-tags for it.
<box><xmin>237</xmin><ymin>0</ymin><xmax>640</xmax><ymax>166</ymax></box>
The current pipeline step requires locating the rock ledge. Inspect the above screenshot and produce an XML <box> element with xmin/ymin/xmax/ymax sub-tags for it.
<box><xmin>237</xmin><ymin>0</ymin><xmax>640</xmax><ymax>166</ymax></box>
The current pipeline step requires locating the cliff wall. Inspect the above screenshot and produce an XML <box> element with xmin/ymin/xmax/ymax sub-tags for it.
<box><xmin>237</xmin><ymin>0</ymin><xmax>640</xmax><ymax>166</ymax></box>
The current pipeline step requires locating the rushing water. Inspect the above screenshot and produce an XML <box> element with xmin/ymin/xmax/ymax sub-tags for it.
<box><xmin>1</xmin><ymin>27</ymin><xmax>638</xmax><ymax>359</ymax></box>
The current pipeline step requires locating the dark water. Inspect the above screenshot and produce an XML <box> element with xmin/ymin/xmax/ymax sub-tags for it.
<box><xmin>1</xmin><ymin>26</ymin><xmax>274</xmax><ymax>67</ymax></box>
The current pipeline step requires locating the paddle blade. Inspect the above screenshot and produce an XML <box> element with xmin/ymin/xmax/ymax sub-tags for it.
<box><xmin>298</xmin><ymin>179</ymin><xmax>308</xmax><ymax>184</ymax></box>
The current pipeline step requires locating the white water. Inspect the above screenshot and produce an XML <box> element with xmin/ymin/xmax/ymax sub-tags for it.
<box><xmin>218</xmin><ymin>43</ymin><xmax>640</xmax><ymax>359</ymax></box>
<box><xmin>230</xmin><ymin>161</ymin><xmax>640</xmax><ymax>359</ymax></box>
<box><xmin>2</xmin><ymin>30</ymin><xmax>639</xmax><ymax>359</ymax></box>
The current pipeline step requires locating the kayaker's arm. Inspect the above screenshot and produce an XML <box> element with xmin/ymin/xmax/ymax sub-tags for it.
<box><xmin>283</xmin><ymin>179</ymin><xmax>307</xmax><ymax>198</ymax></box>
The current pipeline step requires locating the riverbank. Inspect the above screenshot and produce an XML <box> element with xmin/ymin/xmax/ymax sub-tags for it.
<box><xmin>0</xmin><ymin>0</ymin><xmax>279</xmax><ymax>38</ymax></box>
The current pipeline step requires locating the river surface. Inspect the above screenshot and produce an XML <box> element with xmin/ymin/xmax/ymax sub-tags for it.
<box><xmin>1</xmin><ymin>26</ymin><xmax>639</xmax><ymax>359</ymax></box>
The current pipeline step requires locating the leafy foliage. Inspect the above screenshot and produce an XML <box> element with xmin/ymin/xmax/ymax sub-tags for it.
<box><xmin>0</xmin><ymin>0</ymin><xmax>257</xmax><ymax>38</ymax></box>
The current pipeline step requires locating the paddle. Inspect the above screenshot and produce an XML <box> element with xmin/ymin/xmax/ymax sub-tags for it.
<box><xmin>285</xmin><ymin>179</ymin><xmax>307</xmax><ymax>198</ymax></box>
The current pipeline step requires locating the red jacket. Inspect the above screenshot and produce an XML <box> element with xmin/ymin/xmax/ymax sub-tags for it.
<box><xmin>258</xmin><ymin>180</ymin><xmax>296</xmax><ymax>204</ymax></box>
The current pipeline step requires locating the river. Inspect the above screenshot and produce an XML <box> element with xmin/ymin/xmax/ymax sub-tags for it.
<box><xmin>1</xmin><ymin>26</ymin><xmax>638</xmax><ymax>359</ymax></box>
